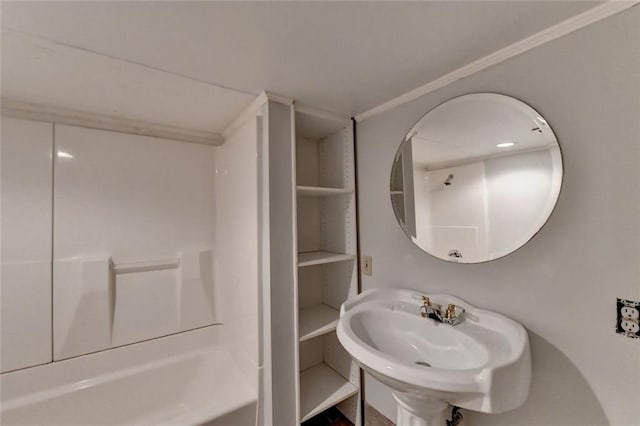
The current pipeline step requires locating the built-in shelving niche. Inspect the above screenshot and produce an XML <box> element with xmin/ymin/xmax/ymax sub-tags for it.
<box><xmin>299</xmin><ymin>332</ymin><xmax>359</xmax><ymax>422</ymax></box>
<box><xmin>294</xmin><ymin>108</ymin><xmax>360</xmax><ymax>425</ymax></box>
<box><xmin>298</xmin><ymin>262</ymin><xmax>355</xmax><ymax>342</ymax></box>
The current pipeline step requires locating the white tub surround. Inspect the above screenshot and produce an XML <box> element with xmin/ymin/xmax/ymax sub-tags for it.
<box><xmin>0</xmin><ymin>117</ymin><xmax>53</xmax><ymax>373</ymax></box>
<box><xmin>1</xmin><ymin>113</ymin><xmax>262</xmax><ymax>426</ymax></box>
<box><xmin>51</xmin><ymin>124</ymin><xmax>218</xmax><ymax>360</ymax></box>
<box><xmin>0</xmin><ymin>326</ymin><xmax>257</xmax><ymax>426</ymax></box>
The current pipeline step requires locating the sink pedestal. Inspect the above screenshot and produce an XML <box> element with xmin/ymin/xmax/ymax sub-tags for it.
<box><xmin>393</xmin><ymin>393</ymin><xmax>449</xmax><ymax>426</ymax></box>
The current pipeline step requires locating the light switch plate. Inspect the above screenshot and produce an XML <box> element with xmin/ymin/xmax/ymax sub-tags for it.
<box><xmin>362</xmin><ymin>255</ymin><xmax>372</xmax><ymax>276</ymax></box>
<box><xmin>616</xmin><ymin>298</ymin><xmax>640</xmax><ymax>339</ymax></box>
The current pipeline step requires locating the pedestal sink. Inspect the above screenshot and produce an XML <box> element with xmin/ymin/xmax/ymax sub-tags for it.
<box><xmin>336</xmin><ymin>289</ymin><xmax>531</xmax><ymax>426</ymax></box>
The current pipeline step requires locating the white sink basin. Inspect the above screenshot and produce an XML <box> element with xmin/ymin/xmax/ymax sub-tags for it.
<box><xmin>337</xmin><ymin>288</ymin><xmax>531</xmax><ymax>426</ymax></box>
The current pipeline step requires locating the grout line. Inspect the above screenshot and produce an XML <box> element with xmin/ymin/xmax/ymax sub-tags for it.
<box><xmin>2</xmin><ymin>322</ymin><xmax>224</xmax><ymax>374</ymax></box>
<box><xmin>52</xmin><ymin>323</ymin><xmax>223</xmax><ymax>364</ymax></box>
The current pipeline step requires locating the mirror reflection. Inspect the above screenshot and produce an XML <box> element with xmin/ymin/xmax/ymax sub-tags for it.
<box><xmin>391</xmin><ymin>93</ymin><xmax>563</xmax><ymax>263</ymax></box>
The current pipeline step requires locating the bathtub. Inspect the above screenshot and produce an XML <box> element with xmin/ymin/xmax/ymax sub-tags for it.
<box><xmin>0</xmin><ymin>326</ymin><xmax>257</xmax><ymax>426</ymax></box>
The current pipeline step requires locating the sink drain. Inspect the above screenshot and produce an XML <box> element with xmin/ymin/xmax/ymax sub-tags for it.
<box><xmin>415</xmin><ymin>361</ymin><xmax>431</xmax><ymax>367</ymax></box>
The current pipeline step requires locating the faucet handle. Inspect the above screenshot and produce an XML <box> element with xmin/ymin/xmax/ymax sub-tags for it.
<box><xmin>444</xmin><ymin>304</ymin><xmax>466</xmax><ymax>325</ymax></box>
<box><xmin>413</xmin><ymin>294</ymin><xmax>433</xmax><ymax>306</ymax></box>
<box><xmin>418</xmin><ymin>296</ymin><xmax>432</xmax><ymax>317</ymax></box>
<box><xmin>445</xmin><ymin>304</ymin><xmax>456</xmax><ymax>319</ymax></box>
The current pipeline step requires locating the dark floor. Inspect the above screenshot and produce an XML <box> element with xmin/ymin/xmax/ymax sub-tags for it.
<box><xmin>302</xmin><ymin>407</ymin><xmax>354</xmax><ymax>426</ymax></box>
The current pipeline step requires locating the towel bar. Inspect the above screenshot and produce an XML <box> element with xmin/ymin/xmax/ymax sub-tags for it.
<box><xmin>110</xmin><ymin>258</ymin><xmax>180</xmax><ymax>275</ymax></box>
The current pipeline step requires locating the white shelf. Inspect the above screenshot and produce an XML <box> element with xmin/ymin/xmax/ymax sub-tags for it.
<box><xmin>297</xmin><ymin>251</ymin><xmax>355</xmax><ymax>267</ymax></box>
<box><xmin>300</xmin><ymin>363</ymin><xmax>358</xmax><ymax>422</ymax></box>
<box><xmin>297</xmin><ymin>185</ymin><xmax>352</xmax><ymax>197</ymax></box>
<box><xmin>299</xmin><ymin>304</ymin><xmax>339</xmax><ymax>342</ymax></box>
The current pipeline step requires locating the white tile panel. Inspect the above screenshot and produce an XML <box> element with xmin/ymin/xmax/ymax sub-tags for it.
<box><xmin>0</xmin><ymin>117</ymin><xmax>53</xmax><ymax>372</ymax></box>
<box><xmin>53</xmin><ymin>124</ymin><xmax>216</xmax><ymax>359</ymax></box>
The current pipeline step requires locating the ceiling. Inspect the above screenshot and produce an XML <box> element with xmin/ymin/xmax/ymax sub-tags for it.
<box><xmin>1</xmin><ymin>1</ymin><xmax>602</xmax><ymax>134</ymax></box>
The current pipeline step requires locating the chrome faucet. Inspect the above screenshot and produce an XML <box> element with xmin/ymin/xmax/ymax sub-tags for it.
<box><xmin>418</xmin><ymin>296</ymin><xmax>465</xmax><ymax>326</ymax></box>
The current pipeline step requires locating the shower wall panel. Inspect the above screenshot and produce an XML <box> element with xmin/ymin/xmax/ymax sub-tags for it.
<box><xmin>0</xmin><ymin>117</ymin><xmax>53</xmax><ymax>373</ymax></box>
<box><xmin>53</xmin><ymin>124</ymin><xmax>216</xmax><ymax>360</ymax></box>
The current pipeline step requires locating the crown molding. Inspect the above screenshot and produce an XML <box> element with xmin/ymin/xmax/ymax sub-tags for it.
<box><xmin>355</xmin><ymin>1</ymin><xmax>639</xmax><ymax>122</ymax></box>
<box><xmin>221</xmin><ymin>91</ymin><xmax>297</xmax><ymax>140</ymax></box>
<box><xmin>264</xmin><ymin>91</ymin><xmax>294</xmax><ymax>106</ymax></box>
<box><xmin>1</xmin><ymin>99</ymin><xmax>224</xmax><ymax>145</ymax></box>
<box><xmin>222</xmin><ymin>92</ymin><xmax>268</xmax><ymax>140</ymax></box>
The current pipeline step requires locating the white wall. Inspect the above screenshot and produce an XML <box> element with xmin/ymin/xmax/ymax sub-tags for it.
<box><xmin>410</xmin><ymin>147</ymin><xmax>558</xmax><ymax>263</ymax></box>
<box><xmin>357</xmin><ymin>7</ymin><xmax>639</xmax><ymax>426</ymax></box>
<box><xmin>414</xmin><ymin>162</ymin><xmax>487</xmax><ymax>261</ymax></box>
<box><xmin>485</xmin><ymin>148</ymin><xmax>556</xmax><ymax>256</ymax></box>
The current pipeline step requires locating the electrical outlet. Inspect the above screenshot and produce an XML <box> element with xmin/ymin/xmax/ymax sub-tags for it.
<box><xmin>362</xmin><ymin>255</ymin><xmax>372</xmax><ymax>276</ymax></box>
<box><xmin>617</xmin><ymin>298</ymin><xmax>640</xmax><ymax>339</ymax></box>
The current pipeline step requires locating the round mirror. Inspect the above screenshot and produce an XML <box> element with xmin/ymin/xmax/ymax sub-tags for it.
<box><xmin>390</xmin><ymin>93</ymin><xmax>563</xmax><ymax>263</ymax></box>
